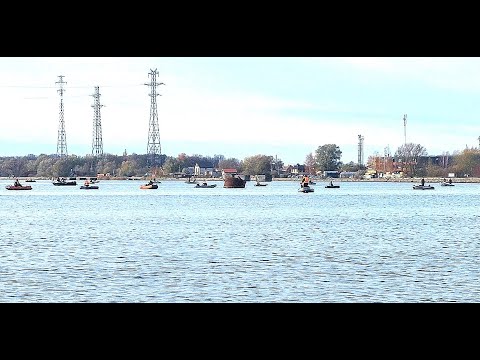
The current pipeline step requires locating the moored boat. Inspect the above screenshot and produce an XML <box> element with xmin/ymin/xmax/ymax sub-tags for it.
<box><xmin>440</xmin><ymin>182</ymin><xmax>454</xmax><ymax>186</ymax></box>
<box><xmin>223</xmin><ymin>174</ymin><xmax>246</xmax><ymax>188</ymax></box>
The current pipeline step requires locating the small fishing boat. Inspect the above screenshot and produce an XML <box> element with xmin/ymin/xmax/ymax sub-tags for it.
<box><xmin>440</xmin><ymin>182</ymin><xmax>454</xmax><ymax>186</ymax></box>
<box><xmin>413</xmin><ymin>185</ymin><xmax>435</xmax><ymax>190</ymax></box>
<box><xmin>185</xmin><ymin>176</ymin><xmax>198</xmax><ymax>184</ymax></box>
<box><xmin>298</xmin><ymin>185</ymin><xmax>314</xmax><ymax>193</ymax></box>
<box><xmin>325</xmin><ymin>185</ymin><xmax>340</xmax><ymax>188</ymax></box>
<box><xmin>5</xmin><ymin>185</ymin><xmax>32</xmax><ymax>190</ymax></box>
<box><xmin>254</xmin><ymin>182</ymin><xmax>268</xmax><ymax>186</ymax></box>
<box><xmin>195</xmin><ymin>183</ymin><xmax>217</xmax><ymax>188</ymax></box>
<box><xmin>80</xmin><ymin>185</ymin><xmax>99</xmax><ymax>190</ymax></box>
<box><xmin>140</xmin><ymin>183</ymin><xmax>158</xmax><ymax>189</ymax></box>
<box><xmin>25</xmin><ymin>178</ymin><xmax>36</xmax><ymax>182</ymax></box>
<box><xmin>53</xmin><ymin>179</ymin><xmax>77</xmax><ymax>186</ymax></box>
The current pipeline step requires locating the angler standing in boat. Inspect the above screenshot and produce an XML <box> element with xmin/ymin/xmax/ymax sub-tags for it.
<box><xmin>14</xmin><ymin>178</ymin><xmax>21</xmax><ymax>187</ymax></box>
<box><xmin>421</xmin><ymin>178</ymin><xmax>425</xmax><ymax>186</ymax></box>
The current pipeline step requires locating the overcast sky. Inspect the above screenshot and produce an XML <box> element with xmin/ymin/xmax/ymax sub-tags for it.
<box><xmin>1</xmin><ymin>57</ymin><xmax>479</xmax><ymax>165</ymax></box>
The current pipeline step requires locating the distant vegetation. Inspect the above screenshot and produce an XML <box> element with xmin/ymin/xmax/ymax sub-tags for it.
<box><xmin>1</xmin><ymin>143</ymin><xmax>480</xmax><ymax>178</ymax></box>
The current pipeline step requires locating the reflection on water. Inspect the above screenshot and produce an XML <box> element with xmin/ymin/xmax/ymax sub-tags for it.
<box><xmin>1</xmin><ymin>179</ymin><xmax>479</xmax><ymax>302</ymax></box>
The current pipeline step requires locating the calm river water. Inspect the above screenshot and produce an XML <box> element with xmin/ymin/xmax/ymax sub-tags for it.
<box><xmin>1</xmin><ymin>179</ymin><xmax>479</xmax><ymax>302</ymax></box>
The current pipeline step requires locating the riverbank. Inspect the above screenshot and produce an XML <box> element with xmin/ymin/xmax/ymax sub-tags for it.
<box><xmin>3</xmin><ymin>176</ymin><xmax>480</xmax><ymax>183</ymax></box>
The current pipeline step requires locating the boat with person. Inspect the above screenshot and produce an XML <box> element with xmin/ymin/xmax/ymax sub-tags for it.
<box><xmin>80</xmin><ymin>179</ymin><xmax>98</xmax><ymax>189</ymax></box>
<box><xmin>140</xmin><ymin>183</ymin><xmax>158</xmax><ymax>189</ymax></box>
<box><xmin>185</xmin><ymin>176</ymin><xmax>198</xmax><ymax>184</ymax></box>
<box><xmin>413</xmin><ymin>178</ymin><xmax>434</xmax><ymax>190</ymax></box>
<box><xmin>6</xmin><ymin>184</ymin><xmax>32</xmax><ymax>190</ymax></box>
<box><xmin>325</xmin><ymin>181</ymin><xmax>340</xmax><ymax>188</ymax></box>
<box><xmin>6</xmin><ymin>178</ymin><xmax>32</xmax><ymax>190</ymax></box>
<box><xmin>413</xmin><ymin>185</ymin><xmax>435</xmax><ymax>190</ymax></box>
<box><xmin>195</xmin><ymin>182</ymin><xmax>217</xmax><ymax>188</ymax></box>
<box><xmin>52</xmin><ymin>177</ymin><xmax>77</xmax><ymax>186</ymax></box>
<box><xmin>298</xmin><ymin>185</ymin><xmax>314</xmax><ymax>193</ymax></box>
<box><xmin>80</xmin><ymin>185</ymin><xmax>99</xmax><ymax>189</ymax></box>
<box><xmin>440</xmin><ymin>182</ymin><xmax>454</xmax><ymax>186</ymax></box>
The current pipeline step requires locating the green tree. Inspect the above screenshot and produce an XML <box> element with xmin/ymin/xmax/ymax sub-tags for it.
<box><xmin>304</xmin><ymin>153</ymin><xmax>315</xmax><ymax>174</ymax></box>
<box><xmin>218</xmin><ymin>158</ymin><xmax>241</xmax><ymax>171</ymax></box>
<box><xmin>452</xmin><ymin>148</ymin><xmax>480</xmax><ymax>177</ymax></box>
<box><xmin>314</xmin><ymin>144</ymin><xmax>342</xmax><ymax>171</ymax></box>
<box><xmin>242</xmin><ymin>154</ymin><xmax>273</xmax><ymax>175</ymax></box>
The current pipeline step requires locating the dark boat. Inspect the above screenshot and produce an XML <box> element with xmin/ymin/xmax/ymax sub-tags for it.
<box><xmin>80</xmin><ymin>185</ymin><xmax>99</xmax><ymax>189</ymax></box>
<box><xmin>5</xmin><ymin>185</ymin><xmax>32</xmax><ymax>190</ymax></box>
<box><xmin>25</xmin><ymin>179</ymin><xmax>36</xmax><ymax>182</ymax></box>
<box><xmin>325</xmin><ymin>185</ymin><xmax>340</xmax><ymax>188</ymax></box>
<box><xmin>53</xmin><ymin>180</ymin><xmax>77</xmax><ymax>186</ymax></box>
<box><xmin>440</xmin><ymin>182</ymin><xmax>454</xmax><ymax>186</ymax></box>
<box><xmin>223</xmin><ymin>174</ymin><xmax>246</xmax><ymax>188</ymax></box>
<box><xmin>254</xmin><ymin>183</ymin><xmax>268</xmax><ymax>186</ymax></box>
<box><xmin>140</xmin><ymin>183</ymin><xmax>158</xmax><ymax>189</ymax></box>
<box><xmin>195</xmin><ymin>183</ymin><xmax>217</xmax><ymax>188</ymax></box>
<box><xmin>413</xmin><ymin>185</ymin><xmax>435</xmax><ymax>190</ymax></box>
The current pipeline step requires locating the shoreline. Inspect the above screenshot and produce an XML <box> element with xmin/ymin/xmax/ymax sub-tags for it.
<box><xmin>3</xmin><ymin>176</ymin><xmax>480</xmax><ymax>183</ymax></box>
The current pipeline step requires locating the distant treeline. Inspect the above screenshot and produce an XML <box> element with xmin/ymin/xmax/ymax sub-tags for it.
<box><xmin>0</xmin><ymin>153</ymin><xmax>224</xmax><ymax>178</ymax></box>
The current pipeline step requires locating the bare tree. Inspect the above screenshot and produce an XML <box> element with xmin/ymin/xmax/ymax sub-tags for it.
<box><xmin>394</xmin><ymin>143</ymin><xmax>427</xmax><ymax>177</ymax></box>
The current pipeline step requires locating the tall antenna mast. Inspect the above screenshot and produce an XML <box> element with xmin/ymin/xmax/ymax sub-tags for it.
<box><xmin>91</xmin><ymin>86</ymin><xmax>104</xmax><ymax>156</ymax></box>
<box><xmin>145</xmin><ymin>68</ymin><xmax>165</xmax><ymax>169</ymax></box>
<box><xmin>358</xmin><ymin>134</ymin><xmax>364</xmax><ymax>166</ymax></box>
<box><xmin>403</xmin><ymin>114</ymin><xmax>407</xmax><ymax>146</ymax></box>
<box><xmin>56</xmin><ymin>75</ymin><xmax>68</xmax><ymax>157</ymax></box>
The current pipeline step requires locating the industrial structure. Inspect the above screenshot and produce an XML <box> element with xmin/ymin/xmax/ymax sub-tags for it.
<box><xmin>357</xmin><ymin>134</ymin><xmax>364</xmax><ymax>166</ymax></box>
<box><xmin>91</xmin><ymin>86</ymin><xmax>104</xmax><ymax>156</ymax></box>
<box><xmin>145</xmin><ymin>68</ymin><xmax>164</xmax><ymax>169</ymax></box>
<box><xmin>56</xmin><ymin>75</ymin><xmax>68</xmax><ymax>157</ymax></box>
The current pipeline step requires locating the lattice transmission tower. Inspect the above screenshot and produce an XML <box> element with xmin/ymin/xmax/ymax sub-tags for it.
<box><xmin>91</xmin><ymin>86</ymin><xmax>104</xmax><ymax>156</ymax></box>
<box><xmin>145</xmin><ymin>68</ymin><xmax>165</xmax><ymax>169</ymax></box>
<box><xmin>358</xmin><ymin>134</ymin><xmax>364</xmax><ymax>166</ymax></box>
<box><xmin>56</xmin><ymin>75</ymin><xmax>68</xmax><ymax>157</ymax></box>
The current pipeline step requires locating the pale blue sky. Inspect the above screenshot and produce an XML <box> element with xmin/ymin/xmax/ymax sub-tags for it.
<box><xmin>1</xmin><ymin>57</ymin><xmax>479</xmax><ymax>165</ymax></box>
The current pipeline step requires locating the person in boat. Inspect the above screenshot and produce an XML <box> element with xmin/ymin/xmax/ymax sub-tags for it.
<box><xmin>56</xmin><ymin>177</ymin><xmax>61</xmax><ymax>182</ymax></box>
<box><xmin>84</xmin><ymin>179</ymin><xmax>90</xmax><ymax>187</ymax></box>
<box><xmin>421</xmin><ymin>178</ymin><xmax>425</xmax><ymax>186</ymax></box>
<box><xmin>330</xmin><ymin>180</ymin><xmax>334</xmax><ymax>187</ymax></box>
<box><xmin>148</xmin><ymin>180</ymin><xmax>153</xmax><ymax>185</ymax></box>
<box><xmin>449</xmin><ymin>178</ymin><xmax>452</xmax><ymax>184</ymax></box>
<box><xmin>14</xmin><ymin>178</ymin><xmax>21</xmax><ymax>187</ymax></box>
<box><xmin>203</xmin><ymin>182</ymin><xmax>208</xmax><ymax>186</ymax></box>
<box><xmin>443</xmin><ymin>178</ymin><xmax>447</xmax><ymax>183</ymax></box>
